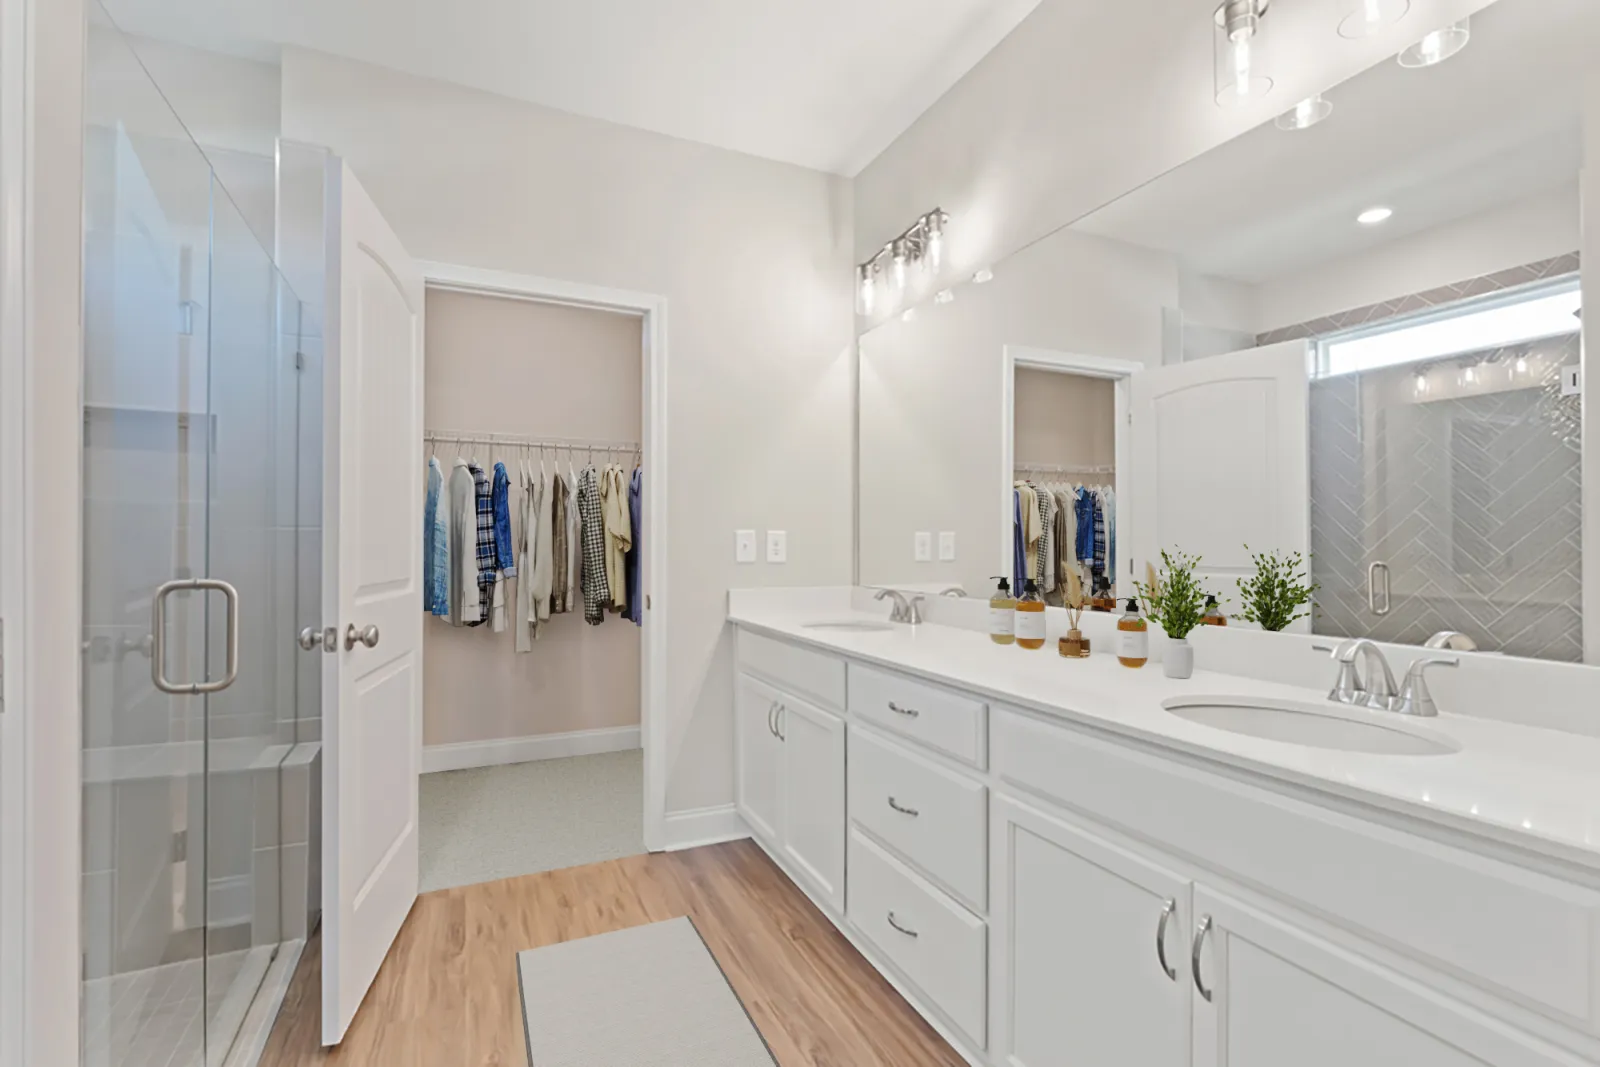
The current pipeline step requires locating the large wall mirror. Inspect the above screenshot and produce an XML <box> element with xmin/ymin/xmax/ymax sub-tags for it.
<box><xmin>857</xmin><ymin>0</ymin><xmax>1593</xmax><ymax>663</ymax></box>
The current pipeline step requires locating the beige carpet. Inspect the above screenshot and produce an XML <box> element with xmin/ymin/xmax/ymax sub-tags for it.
<box><xmin>420</xmin><ymin>749</ymin><xmax>645</xmax><ymax>892</ymax></box>
<box><xmin>517</xmin><ymin>918</ymin><xmax>775</xmax><ymax>1066</ymax></box>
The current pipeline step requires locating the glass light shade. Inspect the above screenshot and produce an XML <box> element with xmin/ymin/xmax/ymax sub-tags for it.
<box><xmin>1214</xmin><ymin>3</ymin><xmax>1273</xmax><ymax>107</ymax></box>
<box><xmin>891</xmin><ymin>240</ymin><xmax>909</xmax><ymax>293</ymax></box>
<box><xmin>1276</xmin><ymin>94</ymin><xmax>1333</xmax><ymax>130</ymax></box>
<box><xmin>857</xmin><ymin>264</ymin><xmax>876</xmax><ymax>315</ymax></box>
<box><xmin>1398</xmin><ymin>17</ymin><xmax>1469</xmax><ymax>68</ymax></box>
<box><xmin>1337</xmin><ymin>0</ymin><xmax>1410</xmax><ymax>39</ymax></box>
<box><xmin>924</xmin><ymin>213</ymin><xmax>945</xmax><ymax>272</ymax></box>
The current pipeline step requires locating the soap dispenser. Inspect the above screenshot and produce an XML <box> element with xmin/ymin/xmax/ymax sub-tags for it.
<box><xmin>1116</xmin><ymin>598</ymin><xmax>1149</xmax><ymax>668</ymax></box>
<box><xmin>989</xmin><ymin>577</ymin><xmax>1016</xmax><ymax>646</ymax></box>
<box><xmin>1015</xmin><ymin>579</ymin><xmax>1046</xmax><ymax>650</ymax></box>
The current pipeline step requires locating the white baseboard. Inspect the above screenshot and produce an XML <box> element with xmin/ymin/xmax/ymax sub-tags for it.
<box><xmin>659</xmin><ymin>804</ymin><xmax>751</xmax><ymax>852</ymax></box>
<box><xmin>422</xmin><ymin>725</ymin><xmax>641</xmax><ymax>774</ymax></box>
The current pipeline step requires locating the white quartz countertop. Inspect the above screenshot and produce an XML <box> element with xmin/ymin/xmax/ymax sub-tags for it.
<box><xmin>729</xmin><ymin>601</ymin><xmax>1600</xmax><ymax>872</ymax></box>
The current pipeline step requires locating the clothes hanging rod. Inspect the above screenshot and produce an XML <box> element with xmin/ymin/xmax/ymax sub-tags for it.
<box><xmin>425</xmin><ymin>430</ymin><xmax>640</xmax><ymax>453</ymax></box>
<box><xmin>1014</xmin><ymin>462</ymin><xmax>1115</xmax><ymax>474</ymax></box>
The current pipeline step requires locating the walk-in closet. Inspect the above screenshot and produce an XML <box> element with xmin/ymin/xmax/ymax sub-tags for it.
<box><xmin>418</xmin><ymin>288</ymin><xmax>648</xmax><ymax>892</ymax></box>
<box><xmin>1011</xmin><ymin>366</ymin><xmax>1119</xmax><ymax>605</ymax></box>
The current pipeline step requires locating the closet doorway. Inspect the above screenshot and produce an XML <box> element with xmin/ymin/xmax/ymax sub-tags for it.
<box><xmin>417</xmin><ymin>263</ymin><xmax>668</xmax><ymax>892</ymax></box>
<box><xmin>1000</xmin><ymin>347</ymin><xmax>1141</xmax><ymax>606</ymax></box>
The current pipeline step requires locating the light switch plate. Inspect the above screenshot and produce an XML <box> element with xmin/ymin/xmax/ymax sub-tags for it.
<box><xmin>766</xmin><ymin>530</ymin><xmax>788</xmax><ymax>563</ymax></box>
<box><xmin>938</xmin><ymin>531</ymin><xmax>957</xmax><ymax>561</ymax></box>
<box><xmin>1561</xmin><ymin>364</ymin><xmax>1582</xmax><ymax>397</ymax></box>
<box><xmin>914</xmin><ymin>532</ymin><xmax>933</xmax><ymax>562</ymax></box>
<box><xmin>735</xmin><ymin>529</ymin><xmax>757</xmax><ymax>563</ymax></box>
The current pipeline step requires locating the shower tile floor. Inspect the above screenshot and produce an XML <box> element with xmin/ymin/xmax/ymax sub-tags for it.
<box><xmin>82</xmin><ymin>944</ymin><xmax>275</xmax><ymax>1067</ymax></box>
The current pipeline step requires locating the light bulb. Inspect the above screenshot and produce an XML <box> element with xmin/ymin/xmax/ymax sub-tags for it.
<box><xmin>1276</xmin><ymin>94</ymin><xmax>1332</xmax><ymax>131</ymax></box>
<box><xmin>857</xmin><ymin>264</ymin><xmax>876</xmax><ymax>315</ymax></box>
<box><xmin>1414</xmin><ymin>370</ymin><xmax>1428</xmax><ymax>394</ymax></box>
<box><xmin>891</xmin><ymin>240</ymin><xmax>909</xmax><ymax>293</ymax></box>
<box><xmin>1515</xmin><ymin>356</ymin><xmax>1528</xmax><ymax>374</ymax></box>
<box><xmin>924</xmin><ymin>213</ymin><xmax>945</xmax><ymax>272</ymax></box>
<box><xmin>1463</xmin><ymin>364</ymin><xmax>1476</xmax><ymax>384</ymax></box>
<box><xmin>1233</xmin><ymin>38</ymin><xmax>1253</xmax><ymax>97</ymax></box>
<box><xmin>1357</xmin><ymin>206</ymin><xmax>1393</xmax><ymax>225</ymax></box>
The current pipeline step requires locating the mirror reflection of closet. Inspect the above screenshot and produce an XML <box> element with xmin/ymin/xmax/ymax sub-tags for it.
<box><xmin>1011</xmin><ymin>367</ymin><xmax>1119</xmax><ymax>607</ymax></box>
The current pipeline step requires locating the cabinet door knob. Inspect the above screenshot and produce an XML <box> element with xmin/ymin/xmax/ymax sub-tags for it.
<box><xmin>1155</xmin><ymin>898</ymin><xmax>1178</xmax><ymax>981</ymax></box>
<box><xmin>886</xmin><ymin>911</ymin><xmax>919</xmax><ymax>938</ymax></box>
<box><xmin>345</xmin><ymin>623</ymin><xmax>380</xmax><ymax>650</ymax></box>
<box><xmin>1191</xmin><ymin>915</ymin><xmax>1214</xmax><ymax>1002</ymax></box>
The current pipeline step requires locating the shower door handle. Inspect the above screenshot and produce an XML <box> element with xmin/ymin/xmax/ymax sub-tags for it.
<box><xmin>151</xmin><ymin>578</ymin><xmax>241</xmax><ymax>695</ymax></box>
<box><xmin>1367</xmin><ymin>561</ymin><xmax>1392</xmax><ymax>617</ymax></box>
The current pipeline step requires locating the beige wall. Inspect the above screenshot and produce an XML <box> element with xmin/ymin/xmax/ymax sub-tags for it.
<box><xmin>1013</xmin><ymin>367</ymin><xmax>1114</xmax><ymax>478</ymax></box>
<box><xmin>282</xmin><ymin>48</ymin><xmax>856</xmax><ymax>812</ymax></box>
<box><xmin>422</xmin><ymin>289</ymin><xmax>642</xmax><ymax>746</ymax></box>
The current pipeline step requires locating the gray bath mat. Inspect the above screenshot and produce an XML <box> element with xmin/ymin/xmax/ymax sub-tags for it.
<box><xmin>516</xmin><ymin>917</ymin><xmax>776</xmax><ymax>1066</ymax></box>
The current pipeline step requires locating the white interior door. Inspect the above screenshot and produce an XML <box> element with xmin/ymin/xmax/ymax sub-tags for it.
<box><xmin>1129</xmin><ymin>342</ymin><xmax>1310</xmax><ymax>611</ymax></box>
<box><xmin>321</xmin><ymin>161</ymin><xmax>425</xmax><ymax>1045</ymax></box>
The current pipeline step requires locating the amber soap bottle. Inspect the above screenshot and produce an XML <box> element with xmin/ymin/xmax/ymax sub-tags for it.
<box><xmin>1014</xmin><ymin>579</ymin><xmax>1046</xmax><ymax>650</ymax></box>
<box><xmin>1116</xmin><ymin>598</ymin><xmax>1149</xmax><ymax>668</ymax></box>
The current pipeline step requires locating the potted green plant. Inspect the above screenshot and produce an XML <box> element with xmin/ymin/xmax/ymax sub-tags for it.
<box><xmin>1135</xmin><ymin>549</ymin><xmax>1209</xmax><ymax>679</ymax></box>
<box><xmin>1235</xmin><ymin>546</ymin><xmax>1317</xmax><ymax>633</ymax></box>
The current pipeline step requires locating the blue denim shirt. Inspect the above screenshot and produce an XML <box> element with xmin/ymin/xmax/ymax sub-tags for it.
<box><xmin>625</xmin><ymin>468</ymin><xmax>643</xmax><ymax>625</ymax></box>
<box><xmin>423</xmin><ymin>457</ymin><xmax>449</xmax><ymax>615</ymax></box>
<box><xmin>1012</xmin><ymin>489</ymin><xmax>1025</xmax><ymax>592</ymax></box>
<box><xmin>491</xmin><ymin>462</ymin><xmax>517</xmax><ymax>577</ymax></box>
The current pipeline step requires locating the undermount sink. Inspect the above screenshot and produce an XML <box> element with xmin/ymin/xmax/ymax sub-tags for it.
<box><xmin>802</xmin><ymin>620</ymin><xmax>897</xmax><ymax>634</ymax></box>
<box><xmin>1163</xmin><ymin>696</ymin><xmax>1460</xmax><ymax>757</ymax></box>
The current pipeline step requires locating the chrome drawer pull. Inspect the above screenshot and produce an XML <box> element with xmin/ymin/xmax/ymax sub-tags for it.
<box><xmin>887</xmin><ymin>796</ymin><xmax>919</xmax><ymax>817</ymax></box>
<box><xmin>1155</xmin><ymin>898</ymin><xmax>1177</xmax><ymax>981</ymax></box>
<box><xmin>886</xmin><ymin>911</ymin><xmax>919</xmax><ymax>938</ymax></box>
<box><xmin>1192</xmin><ymin>915</ymin><xmax>1214</xmax><ymax>1002</ymax></box>
<box><xmin>888</xmin><ymin>701</ymin><xmax>920</xmax><ymax>718</ymax></box>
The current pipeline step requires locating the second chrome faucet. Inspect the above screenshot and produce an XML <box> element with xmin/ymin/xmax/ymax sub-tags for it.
<box><xmin>1313</xmin><ymin>638</ymin><xmax>1458</xmax><ymax>718</ymax></box>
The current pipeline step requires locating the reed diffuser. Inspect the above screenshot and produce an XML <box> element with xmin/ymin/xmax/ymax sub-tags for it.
<box><xmin>1058</xmin><ymin>569</ymin><xmax>1091</xmax><ymax>658</ymax></box>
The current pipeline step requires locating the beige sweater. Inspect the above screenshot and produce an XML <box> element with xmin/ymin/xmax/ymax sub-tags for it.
<box><xmin>601</xmin><ymin>465</ymin><xmax>633</xmax><ymax>612</ymax></box>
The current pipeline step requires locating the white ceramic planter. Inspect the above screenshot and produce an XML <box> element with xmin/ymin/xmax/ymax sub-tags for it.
<box><xmin>1164</xmin><ymin>638</ymin><xmax>1194</xmax><ymax>679</ymax></box>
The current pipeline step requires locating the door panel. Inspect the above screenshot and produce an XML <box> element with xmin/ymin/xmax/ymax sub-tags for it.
<box><xmin>1131</xmin><ymin>342</ymin><xmax>1309</xmax><ymax>602</ymax></box>
<box><xmin>992</xmin><ymin>797</ymin><xmax>1191</xmax><ymax>1067</ymax></box>
<box><xmin>735</xmin><ymin>674</ymin><xmax>783</xmax><ymax>844</ymax></box>
<box><xmin>1193</xmin><ymin>886</ymin><xmax>1568</xmax><ymax>1067</ymax></box>
<box><xmin>780</xmin><ymin>696</ymin><xmax>845</xmax><ymax>912</ymax></box>
<box><xmin>322</xmin><ymin>161</ymin><xmax>425</xmax><ymax>1046</ymax></box>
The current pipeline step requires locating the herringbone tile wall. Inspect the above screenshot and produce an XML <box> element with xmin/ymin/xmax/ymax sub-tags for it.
<box><xmin>1309</xmin><ymin>335</ymin><xmax>1582</xmax><ymax>661</ymax></box>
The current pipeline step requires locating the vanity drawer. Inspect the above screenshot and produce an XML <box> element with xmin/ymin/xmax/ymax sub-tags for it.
<box><xmin>848</xmin><ymin>664</ymin><xmax>987</xmax><ymax>767</ymax></box>
<box><xmin>737</xmin><ymin>629</ymin><xmax>846</xmax><ymax>709</ymax></box>
<box><xmin>849</xmin><ymin>727</ymin><xmax>988</xmax><ymax>910</ymax></box>
<box><xmin>992</xmin><ymin>706</ymin><xmax>1600</xmax><ymax>1032</ymax></box>
<box><xmin>848</xmin><ymin>829</ymin><xmax>987</xmax><ymax>1048</ymax></box>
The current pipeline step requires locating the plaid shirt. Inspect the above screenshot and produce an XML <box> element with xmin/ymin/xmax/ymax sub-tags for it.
<box><xmin>472</xmin><ymin>463</ymin><xmax>496</xmax><ymax>624</ymax></box>
<box><xmin>576</xmin><ymin>466</ymin><xmax>610</xmax><ymax>625</ymax></box>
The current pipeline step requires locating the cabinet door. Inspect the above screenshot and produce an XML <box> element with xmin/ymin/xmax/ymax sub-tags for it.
<box><xmin>735</xmin><ymin>674</ymin><xmax>783</xmax><ymax>844</ymax></box>
<box><xmin>1191</xmin><ymin>885</ymin><xmax>1571</xmax><ymax>1067</ymax></box>
<box><xmin>780</xmin><ymin>695</ymin><xmax>846</xmax><ymax>913</ymax></box>
<box><xmin>992</xmin><ymin>797</ymin><xmax>1192</xmax><ymax>1067</ymax></box>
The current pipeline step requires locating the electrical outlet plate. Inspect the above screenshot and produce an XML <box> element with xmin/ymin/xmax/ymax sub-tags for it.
<box><xmin>938</xmin><ymin>532</ymin><xmax>957</xmax><ymax>561</ymax></box>
<box><xmin>914</xmin><ymin>532</ymin><xmax>933</xmax><ymax>562</ymax></box>
<box><xmin>735</xmin><ymin>529</ymin><xmax>757</xmax><ymax>563</ymax></box>
<box><xmin>766</xmin><ymin>530</ymin><xmax>787</xmax><ymax>563</ymax></box>
<box><xmin>1561</xmin><ymin>364</ymin><xmax>1581</xmax><ymax>397</ymax></box>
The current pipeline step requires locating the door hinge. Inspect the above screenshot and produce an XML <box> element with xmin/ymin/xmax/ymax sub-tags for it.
<box><xmin>294</xmin><ymin>349</ymin><xmax>306</xmax><ymax>371</ymax></box>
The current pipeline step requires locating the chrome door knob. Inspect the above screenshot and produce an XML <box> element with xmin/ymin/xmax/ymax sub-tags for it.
<box><xmin>345</xmin><ymin>623</ymin><xmax>380</xmax><ymax>650</ymax></box>
<box><xmin>298</xmin><ymin>626</ymin><xmax>321</xmax><ymax>651</ymax></box>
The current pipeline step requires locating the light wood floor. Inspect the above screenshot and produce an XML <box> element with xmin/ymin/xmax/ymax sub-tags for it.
<box><xmin>259</xmin><ymin>839</ymin><xmax>966</xmax><ymax>1066</ymax></box>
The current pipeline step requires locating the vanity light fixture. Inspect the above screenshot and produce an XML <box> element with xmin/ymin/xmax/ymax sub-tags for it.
<box><xmin>1337</xmin><ymin>0</ymin><xmax>1409</xmax><ymax>39</ymax></box>
<box><xmin>1276</xmin><ymin>94</ymin><xmax>1333</xmax><ymax>131</ymax></box>
<box><xmin>935</xmin><ymin>288</ymin><xmax>955</xmax><ymax>305</ymax></box>
<box><xmin>1214</xmin><ymin>0</ymin><xmax>1273</xmax><ymax>107</ymax></box>
<box><xmin>972</xmin><ymin>266</ymin><xmax>995</xmax><ymax>284</ymax></box>
<box><xmin>855</xmin><ymin>208</ymin><xmax>950</xmax><ymax>314</ymax></box>
<box><xmin>1357</xmin><ymin>206</ymin><xmax>1393</xmax><ymax>225</ymax></box>
<box><xmin>1398</xmin><ymin>16</ymin><xmax>1469</xmax><ymax>68</ymax></box>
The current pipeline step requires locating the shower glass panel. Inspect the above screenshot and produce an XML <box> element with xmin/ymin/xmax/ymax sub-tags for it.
<box><xmin>1309</xmin><ymin>291</ymin><xmax>1583</xmax><ymax>661</ymax></box>
<box><xmin>82</xmin><ymin>9</ymin><xmax>308</xmax><ymax>1065</ymax></box>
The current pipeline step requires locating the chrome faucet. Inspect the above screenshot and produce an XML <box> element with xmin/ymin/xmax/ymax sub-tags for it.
<box><xmin>1315</xmin><ymin>639</ymin><xmax>1398</xmax><ymax>711</ymax></box>
<box><xmin>1424</xmin><ymin>630</ymin><xmax>1478</xmax><ymax>652</ymax></box>
<box><xmin>874</xmin><ymin>588</ymin><xmax>921</xmax><ymax>625</ymax></box>
<box><xmin>938</xmin><ymin>586</ymin><xmax>968</xmax><ymax>598</ymax></box>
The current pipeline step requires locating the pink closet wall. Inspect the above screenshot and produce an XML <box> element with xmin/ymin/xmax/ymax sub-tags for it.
<box><xmin>422</xmin><ymin>289</ymin><xmax>643</xmax><ymax>746</ymax></box>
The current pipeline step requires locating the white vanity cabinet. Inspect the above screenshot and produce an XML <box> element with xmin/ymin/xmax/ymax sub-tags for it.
<box><xmin>734</xmin><ymin>632</ymin><xmax>846</xmax><ymax>912</ymax></box>
<box><xmin>730</xmin><ymin>623</ymin><xmax>1600</xmax><ymax>1067</ymax></box>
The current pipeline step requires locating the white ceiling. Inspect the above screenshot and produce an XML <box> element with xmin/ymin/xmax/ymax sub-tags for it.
<box><xmin>99</xmin><ymin>0</ymin><xmax>1042</xmax><ymax>175</ymax></box>
<box><xmin>1071</xmin><ymin>0</ymin><xmax>1587</xmax><ymax>283</ymax></box>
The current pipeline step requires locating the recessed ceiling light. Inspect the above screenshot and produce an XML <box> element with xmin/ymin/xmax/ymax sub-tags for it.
<box><xmin>934</xmin><ymin>289</ymin><xmax>955</xmax><ymax>305</ymax></box>
<box><xmin>1357</xmin><ymin>207</ymin><xmax>1393</xmax><ymax>225</ymax></box>
<box><xmin>901</xmin><ymin>308</ymin><xmax>916</xmax><ymax>323</ymax></box>
<box><xmin>1276</xmin><ymin>94</ymin><xmax>1332</xmax><ymax>131</ymax></box>
<box><xmin>1398</xmin><ymin>17</ymin><xmax>1470</xmax><ymax>68</ymax></box>
<box><xmin>972</xmin><ymin>267</ymin><xmax>994</xmax><ymax>284</ymax></box>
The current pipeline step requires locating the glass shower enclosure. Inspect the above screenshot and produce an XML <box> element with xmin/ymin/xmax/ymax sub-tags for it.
<box><xmin>80</xmin><ymin>11</ymin><xmax>320</xmax><ymax>1066</ymax></box>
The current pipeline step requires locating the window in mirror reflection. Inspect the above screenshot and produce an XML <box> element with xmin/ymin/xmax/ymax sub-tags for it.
<box><xmin>1307</xmin><ymin>276</ymin><xmax>1582</xmax><ymax>661</ymax></box>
